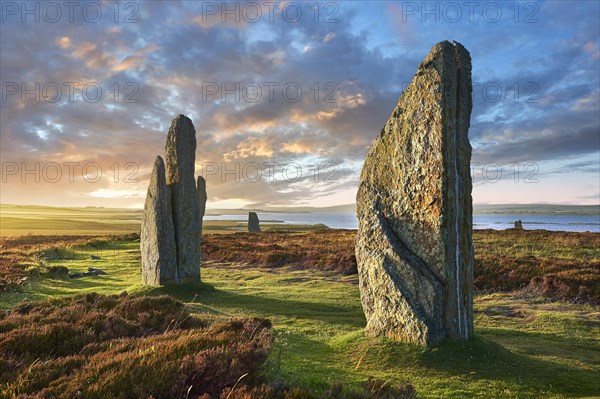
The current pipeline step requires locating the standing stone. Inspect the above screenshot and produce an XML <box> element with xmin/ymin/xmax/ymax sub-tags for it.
<box><xmin>165</xmin><ymin>115</ymin><xmax>200</xmax><ymax>281</ymax></box>
<box><xmin>140</xmin><ymin>156</ymin><xmax>177</xmax><ymax>286</ymax></box>
<box><xmin>514</xmin><ymin>220</ymin><xmax>523</xmax><ymax>229</ymax></box>
<box><xmin>197</xmin><ymin>176</ymin><xmax>207</xmax><ymax>235</ymax></box>
<box><xmin>355</xmin><ymin>41</ymin><xmax>474</xmax><ymax>346</ymax></box>
<box><xmin>248</xmin><ymin>212</ymin><xmax>261</xmax><ymax>233</ymax></box>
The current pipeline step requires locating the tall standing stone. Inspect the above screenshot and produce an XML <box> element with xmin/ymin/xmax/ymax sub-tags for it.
<box><xmin>197</xmin><ymin>176</ymin><xmax>207</xmax><ymax>235</ymax></box>
<box><xmin>355</xmin><ymin>41</ymin><xmax>474</xmax><ymax>346</ymax></box>
<box><xmin>140</xmin><ymin>156</ymin><xmax>177</xmax><ymax>286</ymax></box>
<box><xmin>248</xmin><ymin>212</ymin><xmax>261</xmax><ymax>233</ymax></box>
<box><xmin>165</xmin><ymin>115</ymin><xmax>200</xmax><ymax>281</ymax></box>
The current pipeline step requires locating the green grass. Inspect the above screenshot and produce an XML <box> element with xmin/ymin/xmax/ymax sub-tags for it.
<box><xmin>2</xmin><ymin>237</ymin><xmax>599</xmax><ymax>398</ymax></box>
<box><xmin>0</xmin><ymin>240</ymin><xmax>145</xmax><ymax>306</ymax></box>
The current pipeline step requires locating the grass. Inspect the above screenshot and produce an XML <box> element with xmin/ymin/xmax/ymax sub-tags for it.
<box><xmin>181</xmin><ymin>268</ymin><xmax>600</xmax><ymax>398</ymax></box>
<box><xmin>203</xmin><ymin>230</ymin><xmax>357</xmax><ymax>273</ymax></box>
<box><xmin>1</xmin><ymin>232</ymin><xmax>599</xmax><ymax>398</ymax></box>
<box><xmin>473</xmin><ymin>229</ymin><xmax>600</xmax><ymax>302</ymax></box>
<box><xmin>202</xmin><ymin>229</ymin><xmax>600</xmax><ymax>303</ymax></box>
<box><xmin>0</xmin><ymin>235</ymin><xmax>144</xmax><ymax>300</ymax></box>
<box><xmin>473</xmin><ymin>229</ymin><xmax>599</xmax><ymax>260</ymax></box>
<box><xmin>0</xmin><ymin>293</ymin><xmax>277</xmax><ymax>398</ymax></box>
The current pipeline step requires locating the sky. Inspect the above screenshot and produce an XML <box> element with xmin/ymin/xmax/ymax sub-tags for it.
<box><xmin>0</xmin><ymin>0</ymin><xmax>598</xmax><ymax>209</ymax></box>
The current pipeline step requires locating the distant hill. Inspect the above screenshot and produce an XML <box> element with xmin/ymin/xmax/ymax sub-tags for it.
<box><xmin>473</xmin><ymin>204</ymin><xmax>600</xmax><ymax>216</ymax></box>
<box><xmin>2</xmin><ymin>203</ymin><xmax>599</xmax><ymax>217</ymax></box>
<box><xmin>247</xmin><ymin>203</ymin><xmax>599</xmax><ymax>216</ymax></box>
<box><xmin>246</xmin><ymin>204</ymin><xmax>357</xmax><ymax>214</ymax></box>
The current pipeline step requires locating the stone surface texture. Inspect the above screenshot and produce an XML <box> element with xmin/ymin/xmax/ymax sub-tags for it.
<box><xmin>248</xmin><ymin>212</ymin><xmax>261</xmax><ymax>233</ymax></box>
<box><xmin>355</xmin><ymin>41</ymin><xmax>474</xmax><ymax>346</ymax></box>
<box><xmin>140</xmin><ymin>156</ymin><xmax>177</xmax><ymax>286</ymax></box>
<box><xmin>197</xmin><ymin>176</ymin><xmax>207</xmax><ymax>235</ymax></box>
<box><xmin>165</xmin><ymin>114</ymin><xmax>201</xmax><ymax>281</ymax></box>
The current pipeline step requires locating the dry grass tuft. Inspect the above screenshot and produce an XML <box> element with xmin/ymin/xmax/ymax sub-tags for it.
<box><xmin>202</xmin><ymin>230</ymin><xmax>357</xmax><ymax>275</ymax></box>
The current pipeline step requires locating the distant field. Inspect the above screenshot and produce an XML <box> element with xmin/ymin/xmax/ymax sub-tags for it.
<box><xmin>0</xmin><ymin>204</ymin><xmax>327</xmax><ymax>235</ymax></box>
<box><xmin>0</xmin><ymin>204</ymin><xmax>141</xmax><ymax>235</ymax></box>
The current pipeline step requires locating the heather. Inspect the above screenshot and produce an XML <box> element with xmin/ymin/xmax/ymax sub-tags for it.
<box><xmin>0</xmin><ymin>230</ymin><xmax>598</xmax><ymax>398</ymax></box>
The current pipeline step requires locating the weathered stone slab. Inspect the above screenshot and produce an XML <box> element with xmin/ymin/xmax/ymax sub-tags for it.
<box><xmin>141</xmin><ymin>156</ymin><xmax>177</xmax><ymax>286</ymax></box>
<box><xmin>248</xmin><ymin>212</ymin><xmax>261</xmax><ymax>233</ymax></box>
<box><xmin>355</xmin><ymin>41</ymin><xmax>474</xmax><ymax>346</ymax></box>
<box><xmin>165</xmin><ymin>114</ymin><xmax>201</xmax><ymax>281</ymax></box>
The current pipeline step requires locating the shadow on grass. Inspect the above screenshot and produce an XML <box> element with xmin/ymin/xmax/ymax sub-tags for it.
<box><xmin>415</xmin><ymin>335</ymin><xmax>600</xmax><ymax>397</ymax></box>
<box><xmin>479</xmin><ymin>326</ymin><xmax>600</xmax><ymax>366</ymax></box>
<box><xmin>353</xmin><ymin>330</ymin><xmax>600</xmax><ymax>397</ymax></box>
<box><xmin>144</xmin><ymin>280</ymin><xmax>365</xmax><ymax>329</ymax></box>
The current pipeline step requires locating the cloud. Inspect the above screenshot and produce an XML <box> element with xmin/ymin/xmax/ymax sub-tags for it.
<box><xmin>281</xmin><ymin>140</ymin><xmax>318</xmax><ymax>155</ymax></box>
<box><xmin>323</xmin><ymin>32</ymin><xmax>336</xmax><ymax>42</ymax></box>
<box><xmin>71</xmin><ymin>42</ymin><xmax>117</xmax><ymax>69</ymax></box>
<box><xmin>549</xmin><ymin>159</ymin><xmax>600</xmax><ymax>175</ymax></box>
<box><xmin>112</xmin><ymin>55</ymin><xmax>146</xmax><ymax>72</ymax></box>
<box><xmin>0</xmin><ymin>1</ymin><xmax>598</xmax><ymax>207</ymax></box>
<box><xmin>190</xmin><ymin>13</ymin><xmax>248</xmax><ymax>30</ymax></box>
<box><xmin>57</xmin><ymin>36</ymin><xmax>71</xmax><ymax>49</ymax></box>
<box><xmin>223</xmin><ymin>137</ymin><xmax>274</xmax><ymax>161</ymax></box>
<box><xmin>474</xmin><ymin>124</ymin><xmax>600</xmax><ymax>164</ymax></box>
<box><xmin>89</xmin><ymin>188</ymin><xmax>146</xmax><ymax>198</ymax></box>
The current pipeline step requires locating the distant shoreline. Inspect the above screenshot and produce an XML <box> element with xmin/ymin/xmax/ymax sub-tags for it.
<box><xmin>2</xmin><ymin>203</ymin><xmax>599</xmax><ymax>215</ymax></box>
<box><xmin>1</xmin><ymin>203</ymin><xmax>598</xmax><ymax>235</ymax></box>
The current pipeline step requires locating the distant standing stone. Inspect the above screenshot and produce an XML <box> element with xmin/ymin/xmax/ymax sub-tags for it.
<box><xmin>197</xmin><ymin>176</ymin><xmax>207</xmax><ymax>235</ymax></box>
<box><xmin>140</xmin><ymin>156</ymin><xmax>177</xmax><ymax>286</ymax></box>
<box><xmin>355</xmin><ymin>41</ymin><xmax>474</xmax><ymax>346</ymax></box>
<box><xmin>165</xmin><ymin>115</ymin><xmax>201</xmax><ymax>281</ymax></box>
<box><xmin>248</xmin><ymin>212</ymin><xmax>261</xmax><ymax>233</ymax></box>
<box><xmin>514</xmin><ymin>220</ymin><xmax>523</xmax><ymax>229</ymax></box>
